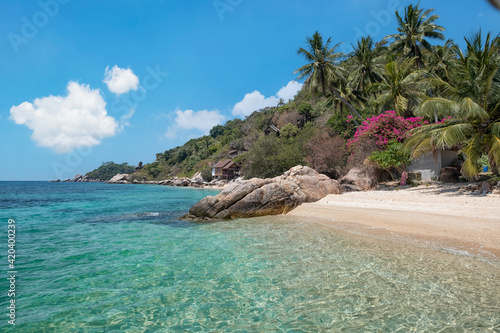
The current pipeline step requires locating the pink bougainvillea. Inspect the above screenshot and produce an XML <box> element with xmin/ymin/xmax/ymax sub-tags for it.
<box><xmin>347</xmin><ymin>111</ymin><xmax>428</xmax><ymax>151</ymax></box>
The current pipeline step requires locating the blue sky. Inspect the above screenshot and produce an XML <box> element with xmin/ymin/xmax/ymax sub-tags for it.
<box><xmin>1</xmin><ymin>0</ymin><xmax>498</xmax><ymax>180</ymax></box>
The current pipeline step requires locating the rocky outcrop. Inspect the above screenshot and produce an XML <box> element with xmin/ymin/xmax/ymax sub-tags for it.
<box><xmin>340</xmin><ymin>165</ymin><xmax>381</xmax><ymax>191</ymax></box>
<box><xmin>65</xmin><ymin>171</ymin><xmax>228</xmax><ymax>188</ymax></box>
<box><xmin>108</xmin><ymin>174</ymin><xmax>130</xmax><ymax>183</ymax></box>
<box><xmin>183</xmin><ymin>166</ymin><xmax>342</xmax><ymax>221</ymax></box>
<box><xmin>190</xmin><ymin>172</ymin><xmax>204</xmax><ymax>184</ymax></box>
<box><xmin>72</xmin><ymin>174</ymin><xmax>83</xmax><ymax>182</ymax></box>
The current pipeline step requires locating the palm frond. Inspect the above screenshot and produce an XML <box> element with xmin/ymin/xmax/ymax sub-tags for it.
<box><xmin>461</xmin><ymin>133</ymin><xmax>484</xmax><ymax>179</ymax></box>
<box><xmin>431</xmin><ymin>123</ymin><xmax>474</xmax><ymax>149</ymax></box>
<box><xmin>417</xmin><ymin>97</ymin><xmax>456</xmax><ymax>119</ymax></box>
<box><xmin>488</xmin><ymin>132</ymin><xmax>500</xmax><ymax>166</ymax></box>
<box><xmin>460</xmin><ymin>98</ymin><xmax>489</xmax><ymax>122</ymax></box>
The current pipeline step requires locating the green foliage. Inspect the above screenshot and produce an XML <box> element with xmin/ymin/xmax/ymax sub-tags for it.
<box><xmin>383</xmin><ymin>3</ymin><xmax>445</xmax><ymax>68</ymax></box>
<box><xmin>143</xmin><ymin>162</ymin><xmax>164</xmax><ymax>178</ymax></box>
<box><xmin>478</xmin><ymin>155</ymin><xmax>490</xmax><ymax>167</ymax></box>
<box><xmin>121</xmin><ymin>5</ymin><xmax>500</xmax><ymax>183</ymax></box>
<box><xmin>368</xmin><ymin>141</ymin><xmax>411</xmax><ymax>171</ymax></box>
<box><xmin>209</xmin><ymin>125</ymin><xmax>225</xmax><ymax>138</ymax></box>
<box><xmin>297</xmin><ymin>102</ymin><xmax>312</xmax><ymax>115</ymax></box>
<box><xmin>327</xmin><ymin>112</ymin><xmax>357</xmax><ymax>138</ymax></box>
<box><xmin>243</xmin><ymin>135</ymin><xmax>305</xmax><ymax>179</ymax></box>
<box><xmin>200</xmin><ymin>166</ymin><xmax>213</xmax><ymax>182</ymax></box>
<box><xmin>406</xmin><ymin>31</ymin><xmax>500</xmax><ymax>179</ymax></box>
<box><xmin>280</xmin><ymin>123</ymin><xmax>299</xmax><ymax>138</ymax></box>
<box><xmin>86</xmin><ymin>162</ymin><xmax>135</xmax><ymax>181</ymax></box>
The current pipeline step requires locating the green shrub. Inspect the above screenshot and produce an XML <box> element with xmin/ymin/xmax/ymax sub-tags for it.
<box><xmin>201</xmin><ymin>166</ymin><xmax>213</xmax><ymax>182</ymax></box>
<box><xmin>280</xmin><ymin>123</ymin><xmax>299</xmax><ymax>138</ymax></box>
<box><xmin>327</xmin><ymin>113</ymin><xmax>357</xmax><ymax>138</ymax></box>
<box><xmin>368</xmin><ymin>141</ymin><xmax>411</xmax><ymax>172</ymax></box>
<box><xmin>243</xmin><ymin>135</ymin><xmax>305</xmax><ymax>179</ymax></box>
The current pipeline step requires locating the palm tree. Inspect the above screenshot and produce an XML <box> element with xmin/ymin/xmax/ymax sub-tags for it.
<box><xmin>323</xmin><ymin>80</ymin><xmax>365</xmax><ymax>119</ymax></box>
<box><xmin>370</xmin><ymin>58</ymin><xmax>427</xmax><ymax>117</ymax></box>
<box><xmin>347</xmin><ymin>36</ymin><xmax>384</xmax><ymax>96</ymax></box>
<box><xmin>294</xmin><ymin>31</ymin><xmax>344</xmax><ymax>97</ymax></box>
<box><xmin>294</xmin><ymin>31</ymin><xmax>363</xmax><ymax>123</ymax></box>
<box><xmin>384</xmin><ymin>3</ymin><xmax>445</xmax><ymax>69</ymax></box>
<box><xmin>425</xmin><ymin>39</ymin><xmax>457</xmax><ymax>83</ymax></box>
<box><xmin>406</xmin><ymin>31</ymin><xmax>500</xmax><ymax>178</ymax></box>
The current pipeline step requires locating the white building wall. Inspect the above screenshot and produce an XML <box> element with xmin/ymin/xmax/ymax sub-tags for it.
<box><xmin>408</xmin><ymin>150</ymin><xmax>458</xmax><ymax>180</ymax></box>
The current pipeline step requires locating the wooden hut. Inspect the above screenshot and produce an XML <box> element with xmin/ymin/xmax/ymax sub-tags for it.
<box><xmin>211</xmin><ymin>160</ymin><xmax>241</xmax><ymax>181</ymax></box>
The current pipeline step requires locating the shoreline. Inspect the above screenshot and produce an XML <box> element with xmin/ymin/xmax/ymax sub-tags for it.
<box><xmin>287</xmin><ymin>184</ymin><xmax>500</xmax><ymax>258</ymax></box>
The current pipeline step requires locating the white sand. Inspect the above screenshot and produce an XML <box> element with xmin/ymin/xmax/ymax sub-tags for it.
<box><xmin>287</xmin><ymin>184</ymin><xmax>500</xmax><ymax>257</ymax></box>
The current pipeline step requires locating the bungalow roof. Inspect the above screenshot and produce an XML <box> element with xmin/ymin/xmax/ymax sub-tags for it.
<box><xmin>212</xmin><ymin>159</ymin><xmax>233</xmax><ymax>169</ymax></box>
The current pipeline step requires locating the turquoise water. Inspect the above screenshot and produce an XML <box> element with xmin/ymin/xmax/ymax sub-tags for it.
<box><xmin>1</xmin><ymin>182</ymin><xmax>499</xmax><ymax>332</ymax></box>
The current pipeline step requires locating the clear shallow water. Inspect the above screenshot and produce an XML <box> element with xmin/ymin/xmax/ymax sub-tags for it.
<box><xmin>0</xmin><ymin>182</ymin><xmax>499</xmax><ymax>332</ymax></box>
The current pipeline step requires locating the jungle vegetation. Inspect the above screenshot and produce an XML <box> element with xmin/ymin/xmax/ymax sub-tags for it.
<box><xmin>130</xmin><ymin>3</ymin><xmax>499</xmax><ymax>181</ymax></box>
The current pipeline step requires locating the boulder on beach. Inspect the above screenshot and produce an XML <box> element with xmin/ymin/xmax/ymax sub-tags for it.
<box><xmin>438</xmin><ymin>167</ymin><xmax>459</xmax><ymax>183</ymax></box>
<box><xmin>183</xmin><ymin>165</ymin><xmax>342</xmax><ymax>221</ymax></box>
<box><xmin>340</xmin><ymin>165</ymin><xmax>381</xmax><ymax>191</ymax></box>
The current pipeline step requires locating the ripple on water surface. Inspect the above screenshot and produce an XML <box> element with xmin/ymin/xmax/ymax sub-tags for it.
<box><xmin>0</xmin><ymin>182</ymin><xmax>498</xmax><ymax>332</ymax></box>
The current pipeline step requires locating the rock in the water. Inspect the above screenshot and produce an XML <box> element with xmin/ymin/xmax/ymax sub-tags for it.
<box><xmin>72</xmin><ymin>174</ymin><xmax>83</xmax><ymax>182</ymax></box>
<box><xmin>438</xmin><ymin>167</ymin><xmax>459</xmax><ymax>183</ymax></box>
<box><xmin>184</xmin><ymin>165</ymin><xmax>342</xmax><ymax>220</ymax></box>
<box><xmin>108</xmin><ymin>173</ymin><xmax>129</xmax><ymax>183</ymax></box>
<box><xmin>340</xmin><ymin>165</ymin><xmax>380</xmax><ymax>191</ymax></box>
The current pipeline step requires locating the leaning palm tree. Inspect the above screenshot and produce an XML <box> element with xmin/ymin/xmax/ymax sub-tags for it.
<box><xmin>370</xmin><ymin>58</ymin><xmax>427</xmax><ymax>117</ymax></box>
<box><xmin>383</xmin><ymin>3</ymin><xmax>445</xmax><ymax>69</ymax></box>
<box><xmin>406</xmin><ymin>31</ymin><xmax>500</xmax><ymax>178</ymax></box>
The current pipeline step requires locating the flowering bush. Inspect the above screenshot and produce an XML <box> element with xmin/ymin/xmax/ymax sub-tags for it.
<box><xmin>347</xmin><ymin>111</ymin><xmax>428</xmax><ymax>151</ymax></box>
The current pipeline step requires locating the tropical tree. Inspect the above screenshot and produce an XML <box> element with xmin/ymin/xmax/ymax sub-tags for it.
<box><xmin>425</xmin><ymin>39</ymin><xmax>457</xmax><ymax>82</ymax></box>
<box><xmin>406</xmin><ymin>31</ymin><xmax>500</xmax><ymax>178</ymax></box>
<box><xmin>370</xmin><ymin>58</ymin><xmax>427</xmax><ymax>116</ymax></box>
<box><xmin>384</xmin><ymin>3</ymin><xmax>445</xmax><ymax>68</ymax></box>
<box><xmin>347</xmin><ymin>36</ymin><xmax>385</xmax><ymax>96</ymax></box>
<box><xmin>294</xmin><ymin>31</ymin><xmax>344</xmax><ymax>97</ymax></box>
<box><xmin>294</xmin><ymin>31</ymin><xmax>364</xmax><ymax>123</ymax></box>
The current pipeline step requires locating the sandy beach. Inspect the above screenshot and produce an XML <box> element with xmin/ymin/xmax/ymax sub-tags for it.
<box><xmin>287</xmin><ymin>183</ymin><xmax>500</xmax><ymax>258</ymax></box>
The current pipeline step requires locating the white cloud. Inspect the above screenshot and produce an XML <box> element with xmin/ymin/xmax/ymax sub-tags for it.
<box><xmin>165</xmin><ymin>109</ymin><xmax>225</xmax><ymax>139</ymax></box>
<box><xmin>232</xmin><ymin>81</ymin><xmax>303</xmax><ymax>117</ymax></box>
<box><xmin>277</xmin><ymin>81</ymin><xmax>303</xmax><ymax>101</ymax></box>
<box><xmin>232</xmin><ymin>91</ymin><xmax>279</xmax><ymax>117</ymax></box>
<box><xmin>10</xmin><ymin>81</ymin><xmax>118</xmax><ymax>153</ymax></box>
<box><xmin>104</xmin><ymin>65</ymin><xmax>139</xmax><ymax>95</ymax></box>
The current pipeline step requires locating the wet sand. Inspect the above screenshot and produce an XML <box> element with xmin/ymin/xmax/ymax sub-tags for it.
<box><xmin>287</xmin><ymin>184</ymin><xmax>500</xmax><ymax>258</ymax></box>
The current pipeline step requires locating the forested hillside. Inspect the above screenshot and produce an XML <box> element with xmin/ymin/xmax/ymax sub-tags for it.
<box><xmin>130</xmin><ymin>3</ymin><xmax>500</xmax><ymax>182</ymax></box>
